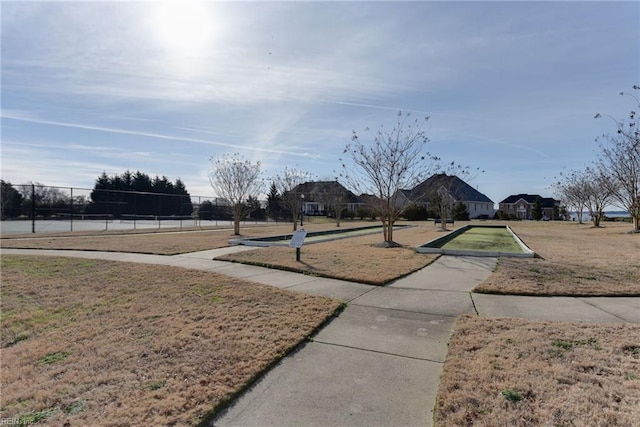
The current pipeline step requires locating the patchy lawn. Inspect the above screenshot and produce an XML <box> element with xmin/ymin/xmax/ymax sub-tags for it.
<box><xmin>476</xmin><ymin>221</ymin><xmax>640</xmax><ymax>296</ymax></box>
<box><xmin>0</xmin><ymin>255</ymin><xmax>340</xmax><ymax>426</ymax></box>
<box><xmin>0</xmin><ymin>225</ymin><xmax>294</xmax><ymax>255</ymax></box>
<box><xmin>436</xmin><ymin>315</ymin><xmax>640</xmax><ymax>427</ymax></box>
<box><xmin>3</xmin><ymin>221</ymin><xmax>638</xmax><ymax>426</ymax></box>
<box><xmin>4</xmin><ymin>219</ymin><xmax>638</xmax><ymax>295</ymax></box>
<box><xmin>216</xmin><ymin>224</ymin><xmax>443</xmax><ymax>285</ymax></box>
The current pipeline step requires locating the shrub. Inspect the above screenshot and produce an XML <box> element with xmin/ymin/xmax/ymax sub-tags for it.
<box><xmin>452</xmin><ymin>202</ymin><xmax>470</xmax><ymax>221</ymax></box>
<box><xmin>403</xmin><ymin>204</ymin><xmax>428</xmax><ymax>221</ymax></box>
<box><xmin>501</xmin><ymin>389</ymin><xmax>523</xmax><ymax>403</ymax></box>
<box><xmin>341</xmin><ymin>208</ymin><xmax>355</xmax><ymax>219</ymax></box>
<box><xmin>355</xmin><ymin>206</ymin><xmax>376</xmax><ymax>220</ymax></box>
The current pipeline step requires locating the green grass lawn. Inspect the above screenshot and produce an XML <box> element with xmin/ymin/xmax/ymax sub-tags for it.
<box><xmin>441</xmin><ymin>227</ymin><xmax>523</xmax><ymax>253</ymax></box>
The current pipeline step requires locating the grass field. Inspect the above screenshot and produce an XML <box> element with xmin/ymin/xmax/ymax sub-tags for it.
<box><xmin>2</xmin><ymin>219</ymin><xmax>639</xmax><ymax>425</ymax></box>
<box><xmin>216</xmin><ymin>225</ymin><xmax>442</xmax><ymax>285</ymax></box>
<box><xmin>0</xmin><ymin>256</ymin><xmax>340</xmax><ymax>426</ymax></box>
<box><xmin>440</xmin><ymin>226</ymin><xmax>523</xmax><ymax>253</ymax></box>
<box><xmin>0</xmin><ymin>221</ymin><xmax>379</xmax><ymax>255</ymax></box>
<box><xmin>3</xmin><ymin>220</ymin><xmax>638</xmax><ymax>294</ymax></box>
<box><xmin>476</xmin><ymin>221</ymin><xmax>640</xmax><ymax>296</ymax></box>
<box><xmin>436</xmin><ymin>315</ymin><xmax>640</xmax><ymax>426</ymax></box>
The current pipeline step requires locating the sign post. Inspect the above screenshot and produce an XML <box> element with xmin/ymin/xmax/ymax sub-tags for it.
<box><xmin>289</xmin><ymin>228</ymin><xmax>307</xmax><ymax>262</ymax></box>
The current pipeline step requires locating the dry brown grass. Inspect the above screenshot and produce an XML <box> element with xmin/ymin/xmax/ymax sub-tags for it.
<box><xmin>0</xmin><ymin>222</ymin><xmax>371</xmax><ymax>255</ymax></box>
<box><xmin>5</xmin><ymin>219</ymin><xmax>637</xmax><ymax>296</ymax></box>
<box><xmin>436</xmin><ymin>315</ymin><xmax>640</xmax><ymax>426</ymax></box>
<box><xmin>0</xmin><ymin>255</ymin><xmax>340</xmax><ymax>426</ymax></box>
<box><xmin>476</xmin><ymin>221</ymin><xmax>640</xmax><ymax>296</ymax></box>
<box><xmin>216</xmin><ymin>224</ymin><xmax>444</xmax><ymax>285</ymax></box>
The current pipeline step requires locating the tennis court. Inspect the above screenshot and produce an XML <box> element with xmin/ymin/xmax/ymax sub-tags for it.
<box><xmin>0</xmin><ymin>218</ymin><xmax>262</xmax><ymax>235</ymax></box>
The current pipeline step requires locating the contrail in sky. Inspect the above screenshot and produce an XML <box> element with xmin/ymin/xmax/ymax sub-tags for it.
<box><xmin>1</xmin><ymin>113</ymin><xmax>306</xmax><ymax>157</ymax></box>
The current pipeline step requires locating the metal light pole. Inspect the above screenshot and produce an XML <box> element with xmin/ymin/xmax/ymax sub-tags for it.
<box><xmin>300</xmin><ymin>194</ymin><xmax>305</xmax><ymax>227</ymax></box>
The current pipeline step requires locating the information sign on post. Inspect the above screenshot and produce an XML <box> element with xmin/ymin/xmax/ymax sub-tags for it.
<box><xmin>289</xmin><ymin>228</ymin><xmax>307</xmax><ymax>261</ymax></box>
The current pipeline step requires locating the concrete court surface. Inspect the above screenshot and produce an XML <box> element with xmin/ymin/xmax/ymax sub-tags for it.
<box><xmin>2</xmin><ymin>249</ymin><xmax>639</xmax><ymax>426</ymax></box>
<box><xmin>213</xmin><ymin>257</ymin><xmax>477</xmax><ymax>427</ymax></box>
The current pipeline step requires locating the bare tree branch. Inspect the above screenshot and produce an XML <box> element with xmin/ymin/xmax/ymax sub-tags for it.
<box><xmin>209</xmin><ymin>153</ymin><xmax>262</xmax><ymax>235</ymax></box>
<box><xmin>595</xmin><ymin>86</ymin><xmax>640</xmax><ymax>231</ymax></box>
<box><xmin>341</xmin><ymin>111</ymin><xmax>439</xmax><ymax>245</ymax></box>
<box><xmin>273</xmin><ymin>167</ymin><xmax>313</xmax><ymax>231</ymax></box>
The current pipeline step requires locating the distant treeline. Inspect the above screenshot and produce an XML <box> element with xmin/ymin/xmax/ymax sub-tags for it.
<box><xmin>0</xmin><ymin>171</ymin><xmax>194</xmax><ymax>220</ymax></box>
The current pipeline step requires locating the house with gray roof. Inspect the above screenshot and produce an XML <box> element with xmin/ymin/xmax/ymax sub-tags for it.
<box><xmin>290</xmin><ymin>181</ymin><xmax>361</xmax><ymax>216</ymax></box>
<box><xmin>499</xmin><ymin>194</ymin><xmax>559</xmax><ymax>220</ymax></box>
<box><xmin>397</xmin><ymin>173</ymin><xmax>495</xmax><ymax>219</ymax></box>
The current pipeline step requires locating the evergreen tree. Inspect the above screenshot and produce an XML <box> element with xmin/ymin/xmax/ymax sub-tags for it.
<box><xmin>199</xmin><ymin>200</ymin><xmax>214</xmax><ymax>220</ymax></box>
<box><xmin>532</xmin><ymin>196</ymin><xmax>543</xmax><ymax>220</ymax></box>
<box><xmin>247</xmin><ymin>195</ymin><xmax>265</xmax><ymax>220</ymax></box>
<box><xmin>174</xmin><ymin>178</ymin><xmax>193</xmax><ymax>216</ymax></box>
<box><xmin>266</xmin><ymin>181</ymin><xmax>282</xmax><ymax>220</ymax></box>
<box><xmin>403</xmin><ymin>204</ymin><xmax>428</xmax><ymax>221</ymax></box>
<box><xmin>88</xmin><ymin>171</ymin><xmax>192</xmax><ymax>217</ymax></box>
<box><xmin>121</xmin><ymin>170</ymin><xmax>134</xmax><ymax>190</ymax></box>
<box><xmin>1</xmin><ymin>180</ymin><xmax>24</xmax><ymax>219</ymax></box>
<box><xmin>452</xmin><ymin>202</ymin><xmax>470</xmax><ymax>221</ymax></box>
<box><xmin>132</xmin><ymin>171</ymin><xmax>153</xmax><ymax>192</ymax></box>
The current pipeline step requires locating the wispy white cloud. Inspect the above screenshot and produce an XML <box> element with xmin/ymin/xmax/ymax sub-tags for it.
<box><xmin>2</xmin><ymin>140</ymin><xmax>112</xmax><ymax>153</ymax></box>
<box><xmin>1</xmin><ymin>2</ymin><xmax>410</xmax><ymax>107</ymax></box>
<box><xmin>2</xmin><ymin>1</ymin><xmax>637</xmax><ymax>204</ymax></box>
<box><xmin>1</xmin><ymin>112</ymin><xmax>312</xmax><ymax>157</ymax></box>
<box><xmin>1</xmin><ymin>143</ymin><xmax>122</xmax><ymax>188</ymax></box>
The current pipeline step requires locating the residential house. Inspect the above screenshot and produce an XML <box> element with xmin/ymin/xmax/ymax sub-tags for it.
<box><xmin>290</xmin><ymin>181</ymin><xmax>361</xmax><ymax>216</ymax></box>
<box><xmin>499</xmin><ymin>194</ymin><xmax>559</xmax><ymax>219</ymax></box>
<box><xmin>398</xmin><ymin>174</ymin><xmax>495</xmax><ymax>219</ymax></box>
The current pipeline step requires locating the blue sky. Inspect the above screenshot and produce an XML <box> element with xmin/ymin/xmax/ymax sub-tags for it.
<box><xmin>1</xmin><ymin>1</ymin><xmax>638</xmax><ymax>206</ymax></box>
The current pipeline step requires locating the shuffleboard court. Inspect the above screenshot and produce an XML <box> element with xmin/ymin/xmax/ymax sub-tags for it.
<box><xmin>230</xmin><ymin>225</ymin><xmax>410</xmax><ymax>247</ymax></box>
<box><xmin>440</xmin><ymin>226</ymin><xmax>523</xmax><ymax>253</ymax></box>
<box><xmin>417</xmin><ymin>225</ymin><xmax>535</xmax><ymax>257</ymax></box>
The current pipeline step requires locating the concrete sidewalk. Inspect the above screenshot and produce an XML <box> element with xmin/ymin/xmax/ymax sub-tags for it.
<box><xmin>2</xmin><ymin>248</ymin><xmax>638</xmax><ymax>426</ymax></box>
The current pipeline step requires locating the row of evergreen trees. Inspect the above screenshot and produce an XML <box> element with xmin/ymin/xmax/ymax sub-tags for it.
<box><xmin>0</xmin><ymin>172</ymin><xmax>194</xmax><ymax>220</ymax></box>
<box><xmin>88</xmin><ymin>171</ymin><xmax>193</xmax><ymax>218</ymax></box>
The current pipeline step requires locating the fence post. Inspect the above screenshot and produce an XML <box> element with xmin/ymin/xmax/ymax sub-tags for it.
<box><xmin>70</xmin><ymin>187</ymin><xmax>74</xmax><ymax>232</ymax></box>
<box><xmin>105</xmin><ymin>191</ymin><xmax>109</xmax><ymax>231</ymax></box>
<box><xmin>134</xmin><ymin>193</ymin><xmax>137</xmax><ymax>230</ymax></box>
<box><xmin>31</xmin><ymin>183</ymin><xmax>36</xmax><ymax>233</ymax></box>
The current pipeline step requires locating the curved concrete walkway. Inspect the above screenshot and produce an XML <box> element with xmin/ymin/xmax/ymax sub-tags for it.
<box><xmin>2</xmin><ymin>248</ymin><xmax>638</xmax><ymax>426</ymax></box>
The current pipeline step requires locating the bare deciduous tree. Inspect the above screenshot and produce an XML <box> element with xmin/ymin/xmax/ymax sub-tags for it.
<box><xmin>555</xmin><ymin>168</ymin><xmax>612</xmax><ymax>227</ymax></box>
<box><xmin>274</xmin><ymin>167</ymin><xmax>313</xmax><ymax>231</ymax></box>
<box><xmin>313</xmin><ymin>181</ymin><xmax>353</xmax><ymax>227</ymax></box>
<box><xmin>583</xmin><ymin>167</ymin><xmax>614</xmax><ymax>227</ymax></box>
<box><xmin>552</xmin><ymin>171</ymin><xmax>587</xmax><ymax>223</ymax></box>
<box><xmin>341</xmin><ymin>111</ymin><xmax>439</xmax><ymax>246</ymax></box>
<box><xmin>417</xmin><ymin>170</ymin><xmax>479</xmax><ymax>230</ymax></box>
<box><xmin>209</xmin><ymin>153</ymin><xmax>262</xmax><ymax>235</ymax></box>
<box><xmin>325</xmin><ymin>190</ymin><xmax>349</xmax><ymax>227</ymax></box>
<box><xmin>595</xmin><ymin>86</ymin><xmax>640</xmax><ymax>232</ymax></box>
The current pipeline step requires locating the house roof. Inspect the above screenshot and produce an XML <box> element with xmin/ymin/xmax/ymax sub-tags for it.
<box><xmin>500</xmin><ymin>194</ymin><xmax>557</xmax><ymax>207</ymax></box>
<box><xmin>409</xmin><ymin>174</ymin><xmax>494</xmax><ymax>204</ymax></box>
<box><xmin>291</xmin><ymin>181</ymin><xmax>360</xmax><ymax>203</ymax></box>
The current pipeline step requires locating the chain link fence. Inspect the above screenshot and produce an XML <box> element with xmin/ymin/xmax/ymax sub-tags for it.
<box><xmin>0</xmin><ymin>184</ymin><xmax>269</xmax><ymax>234</ymax></box>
